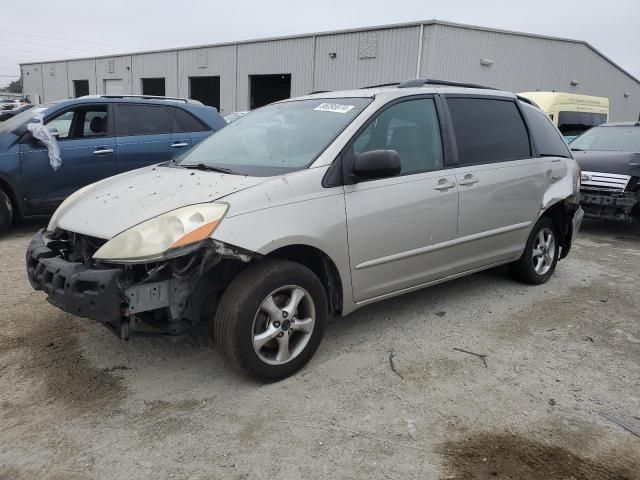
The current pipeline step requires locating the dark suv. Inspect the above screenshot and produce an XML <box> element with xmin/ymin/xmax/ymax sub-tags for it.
<box><xmin>0</xmin><ymin>95</ymin><xmax>226</xmax><ymax>233</ymax></box>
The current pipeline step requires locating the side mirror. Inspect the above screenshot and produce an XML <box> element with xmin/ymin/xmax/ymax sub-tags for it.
<box><xmin>353</xmin><ymin>150</ymin><xmax>401</xmax><ymax>181</ymax></box>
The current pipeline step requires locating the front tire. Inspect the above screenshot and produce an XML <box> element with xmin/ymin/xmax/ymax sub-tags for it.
<box><xmin>213</xmin><ymin>259</ymin><xmax>327</xmax><ymax>381</ymax></box>
<box><xmin>0</xmin><ymin>189</ymin><xmax>13</xmax><ymax>235</ymax></box>
<box><xmin>510</xmin><ymin>216</ymin><xmax>559</xmax><ymax>285</ymax></box>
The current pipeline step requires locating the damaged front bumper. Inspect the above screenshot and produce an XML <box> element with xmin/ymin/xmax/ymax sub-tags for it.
<box><xmin>26</xmin><ymin>230</ymin><xmax>125</xmax><ymax>324</ymax></box>
<box><xmin>26</xmin><ymin>229</ymin><xmax>254</xmax><ymax>339</ymax></box>
<box><xmin>580</xmin><ymin>188</ymin><xmax>640</xmax><ymax>222</ymax></box>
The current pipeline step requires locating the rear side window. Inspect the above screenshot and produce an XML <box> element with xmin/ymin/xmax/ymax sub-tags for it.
<box><xmin>172</xmin><ymin>107</ymin><xmax>208</xmax><ymax>133</ymax></box>
<box><xmin>115</xmin><ymin>104</ymin><xmax>172</xmax><ymax>136</ymax></box>
<box><xmin>520</xmin><ymin>103</ymin><xmax>571</xmax><ymax>158</ymax></box>
<box><xmin>447</xmin><ymin>98</ymin><xmax>531</xmax><ymax>165</ymax></box>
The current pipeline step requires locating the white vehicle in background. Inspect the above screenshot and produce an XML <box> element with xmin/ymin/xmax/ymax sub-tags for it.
<box><xmin>0</xmin><ymin>98</ymin><xmax>20</xmax><ymax>112</ymax></box>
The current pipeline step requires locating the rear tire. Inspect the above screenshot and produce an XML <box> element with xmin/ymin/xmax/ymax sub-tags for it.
<box><xmin>0</xmin><ymin>189</ymin><xmax>13</xmax><ymax>235</ymax></box>
<box><xmin>510</xmin><ymin>216</ymin><xmax>559</xmax><ymax>285</ymax></box>
<box><xmin>213</xmin><ymin>259</ymin><xmax>327</xmax><ymax>381</ymax></box>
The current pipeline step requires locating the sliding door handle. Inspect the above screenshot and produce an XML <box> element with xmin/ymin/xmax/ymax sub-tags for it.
<box><xmin>434</xmin><ymin>180</ymin><xmax>456</xmax><ymax>191</ymax></box>
<box><xmin>458</xmin><ymin>176</ymin><xmax>479</xmax><ymax>186</ymax></box>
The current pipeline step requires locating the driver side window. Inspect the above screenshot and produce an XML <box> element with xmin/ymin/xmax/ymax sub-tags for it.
<box><xmin>352</xmin><ymin>98</ymin><xmax>444</xmax><ymax>175</ymax></box>
<box><xmin>46</xmin><ymin>111</ymin><xmax>73</xmax><ymax>139</ymax></box>
<box><xmin>45</xmin><ymin>106</ymin><xmax>109</xmax><ymax>140</ymax></box>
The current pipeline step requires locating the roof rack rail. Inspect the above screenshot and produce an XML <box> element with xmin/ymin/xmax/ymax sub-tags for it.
<box><xmin>308</xmin><ymin>90</ymin><xmax>331</xmax><ymax>95</ymax></box>
<box><xmin>97</xmin><ymin>94</ymin><xmax>197</xmax><ymax>104</ymax></box>
<box><xmin>397</xmin><ymin>78</ymin><xmax>497</xmax><ymax>90</ymax></box>
<box><xmin>361</xmin><ymin>82</ymin><xmax>401</xmax><ymax>89</ymax></box>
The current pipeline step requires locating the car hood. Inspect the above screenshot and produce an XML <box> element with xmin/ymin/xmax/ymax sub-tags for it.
<box><xmin>54</xmin><ymin>165</ymin><xmax>266</xmax><ymax>239</ymax></box>
<box><xmin>573</xmin><ymin>150</ymin><xmax>640</xmax><ymax>177</ymax></box>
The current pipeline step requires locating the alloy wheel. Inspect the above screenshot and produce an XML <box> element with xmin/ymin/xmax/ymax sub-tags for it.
<box><xmin>251</xmin><ymin>285</ymin><xmax>316</xmax><ymax>365</ymax></box>
<box><xmin>532</xmin><ymin>227</ymin><xmax>555</xmax><ymax>275</ymax></box>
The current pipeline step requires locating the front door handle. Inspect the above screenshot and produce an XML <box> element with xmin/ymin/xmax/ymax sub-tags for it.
<box><xmin>171</xmin><ymin>142</ymin><xmax>189</xmax><ymax>148</ymax></box>
<box><xmin>92</xmin><ymin>148</ymin><xmax>114</xmax><ymax>155</ymax></box>
<box><xmin>458</xmin><ymin>175</ymin><xmax>479</xmax><ymax>186</ymax></box>
<box><xmin>434</xmin><ymin>179</ymin><xmax>456</xmax><ymax>191</ymax></box>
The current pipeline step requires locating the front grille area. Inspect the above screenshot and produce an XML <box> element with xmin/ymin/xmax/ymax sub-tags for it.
<box><xmin>580</xmin><ymin>171</ymin><xmax>631</xmax><ymax>191</ymax></box>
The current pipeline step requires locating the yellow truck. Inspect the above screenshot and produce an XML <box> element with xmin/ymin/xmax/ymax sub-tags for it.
<box><xmin>518</xmin><ymin>92</ymin><xmax>609</xmax><ymax>142</ymax></box>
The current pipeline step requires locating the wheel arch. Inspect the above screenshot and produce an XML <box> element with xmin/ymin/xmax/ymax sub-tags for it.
<box><xmin>540</xmin><ymin>199</ymin><xmax>573</xmax><ymax>259</ymax></box>
<box><xmin>0</xmin><ymin>173</ymin><xmax>23</xmax><ymax>220</ymax></box>
<box><xmin>265</xmin><ymin>244</ymin><xmax>344</xmax><ymax>315</ymax></box>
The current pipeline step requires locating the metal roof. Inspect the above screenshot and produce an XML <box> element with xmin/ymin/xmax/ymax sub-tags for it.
<box><xmin>18</xmin><ymin>19</ymin><xmax>640</xmax><ymax>85</ymax></box>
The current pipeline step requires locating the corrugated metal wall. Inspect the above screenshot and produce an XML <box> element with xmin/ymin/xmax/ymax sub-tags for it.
<box><xmin>313</xmin><ymin>26</ymin><xmax>420</xmax><ymax>90</ymax></box>
<box><xmin>95</xmin><ymin>55</ymin><xmax>132</xmax><ymax>95</ymax></box>
<box><xmin>67</xmin><ymin>59</ymin><xmax>97</xmax><ymax>96</ymax></box>
<box><xmin>131</xmin><ymin>51</ymin><xmax>178</xmax><ymax>96</ymax></box>
<box><xmin>178</xmin><ymin>46</ymin><xmax>236</xmax><ymax>114</ymax></box>
<box><xmin>21</xmin><ymin>63</ymin><xmax>43</xmax><ymax>103</ymax></box>
<box><xmin>236</xmin><ymin>37</ymin><xmax>315</xmax><ymax>111</ymax></box>
<box><xmin>20</xmin><ymin>22</ymin><xmax>640</xmax><ymax>120</ymax></box>
<box><xmin>40</xmin><ymin>61</ymin><xmax>69</xmax><ymax>101</ymax></box>
<box><xmin>421</xmin><ymin>23</ymin><xmax>640</xmax><ymax>120</ymax></box>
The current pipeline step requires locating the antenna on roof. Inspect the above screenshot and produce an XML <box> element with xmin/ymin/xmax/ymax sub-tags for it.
<box><xmin>636</xmin><ymin>112</ymin><xmax>640</xmax><ymax>126</ymax></box>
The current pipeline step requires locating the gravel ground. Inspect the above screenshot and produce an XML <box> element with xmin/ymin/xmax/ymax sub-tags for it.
<box><xmin>1</xmin><ymin>218</ymin><xmax>639</xmax><ymax>479</ymax></box>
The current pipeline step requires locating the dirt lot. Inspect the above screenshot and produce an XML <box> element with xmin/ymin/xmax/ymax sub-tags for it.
<box><xmin>1</xmin><ymin>219</ymin><xmax>639</xmax><ymax>479</ymax></box>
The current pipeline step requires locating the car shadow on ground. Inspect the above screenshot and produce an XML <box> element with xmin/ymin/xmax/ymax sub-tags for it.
<box><xmin>579</xmin><ymin>218</ymin><xmax>640</xmax><ymax>240</ymax></box>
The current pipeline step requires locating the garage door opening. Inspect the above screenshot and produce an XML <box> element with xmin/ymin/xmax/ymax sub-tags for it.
<box><xmin>141</xmin><ymin>78</ymin><xmax>166</xmax><ymax>96</ymax></box>
<box><xmin>189</xmin><ymin>76</ymin><xmax>220</xmax><ymax>110</ymax></box>
<box><xmin>250</xmin><ymin>74</ymin><xmax>291</xmax><ymax>109</ymax></box>
<box><xmin>73</xmin><ymin>80</ymin><xmax>89</xmax><ymax>98</ymax></box>
<box><xmin>104</xmin><ymin>79</ymin><xmax>123</xmax><ymax>96</ymax></box>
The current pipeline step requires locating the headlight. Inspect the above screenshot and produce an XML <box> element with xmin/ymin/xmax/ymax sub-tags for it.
<box><xmin>93</xmin><ymin>203</ymin><xmax>228</xmax><ymax>263</ymax></box>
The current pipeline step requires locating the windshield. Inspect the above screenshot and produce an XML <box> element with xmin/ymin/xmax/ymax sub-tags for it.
<box><xmin>0</xmin><ymin>105</ymin><xmax>50</xmax><ymax>135</ymax></box>
<box><xmin>179</xmin><ymin>98</ymin><xmax>372</xmax><ymax>176</ymax></box>
<box><xmin>570</xmin><ymin>126</ymin><xmax>640</xmax><ymax>152</ymax></box>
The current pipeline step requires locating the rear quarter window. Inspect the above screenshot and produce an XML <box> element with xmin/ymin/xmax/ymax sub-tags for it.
<box><xmin>447</xmin><ymin>97</ymin><xmax>531</xmax><ymax>165</ymax></box>
<box><xmin>171</xmin><ymin>107</ymin><xmax>208</xmax><ymax>133</ymax></box>
<box><xmin>115</xmin><ymin>104</ymin><xmax>172</xmax><ymax>136</ymax></box>
<box><xmin>520</xmin><ymin>103</ymin><xmax>571</xmax><ymax>158</ymax></box>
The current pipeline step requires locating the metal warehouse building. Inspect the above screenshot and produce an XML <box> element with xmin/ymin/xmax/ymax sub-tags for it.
<box><xmin>21</xmin><ymin>20</ymin><xmax>640</xmax><ymax>120</ymax></box>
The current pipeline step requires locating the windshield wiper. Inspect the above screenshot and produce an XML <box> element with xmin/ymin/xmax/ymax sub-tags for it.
<box><xmin>181</xmin><ymin>163</ymin><xmax>236</xmax><ymax>174</ymax></box>
<box><xmin>570</xmin><ymin>148</ymin><xmax>584</xmax><ymax>151</ymax></box>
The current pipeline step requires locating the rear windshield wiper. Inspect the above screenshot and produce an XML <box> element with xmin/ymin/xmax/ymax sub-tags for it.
<box><xmin>570</xmin><ymin>148</ymin><xmax>584</xmax><ymax>151</ymax></box>
<box><xmin>180</xmin><ymin>163</ymin><xmax>236</xmax><ymax>174</ymax></box>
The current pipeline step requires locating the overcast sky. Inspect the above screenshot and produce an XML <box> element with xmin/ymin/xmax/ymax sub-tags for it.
<box><xmin>1</xmin><ymin>0</ymin><xmax>639</xmax><ymax>87</ymax></box>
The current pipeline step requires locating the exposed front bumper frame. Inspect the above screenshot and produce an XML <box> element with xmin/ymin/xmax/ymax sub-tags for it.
<box><xmin>26</xmin><ymin>229</ymin><xmax>125</xmax><ymax>323</ymax></box>
<box><xmin>26</xmin><ymin>229</ymin><xmax>186</xmax><ymax>338</ymax></box>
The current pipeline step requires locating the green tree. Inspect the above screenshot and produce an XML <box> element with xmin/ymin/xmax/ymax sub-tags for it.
<box><xmin>2</xmin><ymin>78</ymin><xmax>22</xmax><ymax>93</ymax></box>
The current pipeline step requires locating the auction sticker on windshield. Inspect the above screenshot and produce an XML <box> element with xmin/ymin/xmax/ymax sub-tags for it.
<box><xmin>314</xmin><ymin>103</ymin><xmax>355</xmax><ymax>114</ymax></box>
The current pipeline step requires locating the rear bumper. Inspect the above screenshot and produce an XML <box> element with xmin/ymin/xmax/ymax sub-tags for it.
<box><xmin>26</xmin><ymin>229</ymin><xmax>125</xmax><ymax>324</ymax></box>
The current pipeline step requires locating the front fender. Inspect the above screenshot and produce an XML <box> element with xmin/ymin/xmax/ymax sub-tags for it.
<box><xmin>212</xmin><ymin>192</ymin><xmax>355</xmax><ymax>314</ymax></box>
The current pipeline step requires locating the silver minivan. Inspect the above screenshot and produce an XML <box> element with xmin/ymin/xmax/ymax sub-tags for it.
<box><xmin>27</xmin><ymin>81</ymin><xmax>584</xmax><ymax>380</ymax></box>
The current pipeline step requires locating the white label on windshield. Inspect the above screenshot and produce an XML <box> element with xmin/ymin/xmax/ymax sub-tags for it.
<box><xmin>314</xmin><ymin>103</ymin><xmax>355</xmax><ymax>114</ymax></box>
